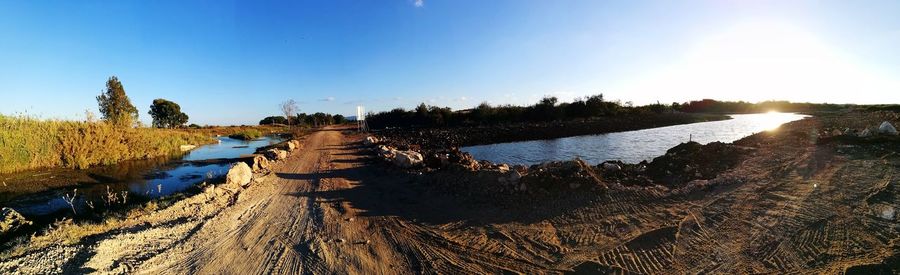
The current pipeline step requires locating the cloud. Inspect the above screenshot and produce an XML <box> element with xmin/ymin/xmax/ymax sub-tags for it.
<box><xmin>413</xmin><ymin>0</ymin><xmax>424</xmax><ymax>7</ymax></box>
<box><xmin>319</xmin><ymin>97</ymin><xmax>335</xmax><ymax>102</ymax></box>
<box><xmin>455</xmin><ymin>96</ymin><xmax>468</xmax><ymax>102</ymax></box>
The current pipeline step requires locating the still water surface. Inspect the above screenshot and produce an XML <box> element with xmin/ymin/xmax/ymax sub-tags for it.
<box><xmin>462</xmin><ymin>113</ymin><xmax>807</xmax><ymax>166</ymax></box>
<box><xmin>1</xmin><ymin>136</ymin><xmax>282</xmax><ymax>216</ymax></box>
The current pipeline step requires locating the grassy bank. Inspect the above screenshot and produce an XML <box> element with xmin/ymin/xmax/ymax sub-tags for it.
<box><xmin>228</xmin><ymin>129</ymin><xmax>263</xmax><ymax>140</ymax></box>
<box><xmin>0</xmin><ymin>115</ymin><xmax>215</xmax><ymax>174</ymax></box>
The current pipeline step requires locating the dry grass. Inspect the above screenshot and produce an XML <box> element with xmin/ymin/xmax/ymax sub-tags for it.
<box><xmin>0</xmin><ymin>115</ymin><xmax>214</xmax><ymax>174</ymax></box>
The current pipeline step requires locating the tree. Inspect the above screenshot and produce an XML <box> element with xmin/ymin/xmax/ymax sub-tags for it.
<box><xmin>333</xmin><ymin>114</ymin><xmax>346</xmax><ymax>124</ymax></box>
<box><xmin>294</xmin><ymin>113</ymin><xmax>309</xmax><ymax>126</ymax></box>
<box><xmin>96</xmin><ymin>76</ymin><xmax>138</xmax><ymax>127</ymax></box>
<box><xmin>281</xmin><ymin>99</ymin><xmax>298</xmax><ymax>127</ymax></box>
<box><xmin>148</xmin><ymin>98</ymin><xmax>189</xmax><ymax>128</ymax></box>
<box><xmin>259</xmin><ymin>116</ymin><xmax>288</xmax><ymax>125</ymax></box>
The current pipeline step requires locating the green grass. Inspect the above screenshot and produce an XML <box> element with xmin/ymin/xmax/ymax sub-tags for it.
<box><xmin>0</xmin><ymin>115</ymin><xmax>214</xmax><ymax>174</ymax></box>
<box><xmin>228</xmin><ymin>129</ymin><xmax>263</xmax><ymax>140</ymax></box>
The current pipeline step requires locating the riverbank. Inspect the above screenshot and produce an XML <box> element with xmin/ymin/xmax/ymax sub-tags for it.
<box><xmin>376</xmin><ymin>112</ymin><xmax>728</xmax><ymax>149</ymax></box>
<box><xmin>0</xmin><ymin>115</ymin><xmax>215</xmax><ymax>174</ymax></box>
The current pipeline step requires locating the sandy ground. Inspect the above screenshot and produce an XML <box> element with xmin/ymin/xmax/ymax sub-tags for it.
<box><xmin>1</xmin><ymin>120</ymin><xmax>898</xmax><ymax>274</ymax></box>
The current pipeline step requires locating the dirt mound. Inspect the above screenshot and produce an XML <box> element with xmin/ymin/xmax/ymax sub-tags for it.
<box><xmin>645</xmin><ymin>141</ymin><xmax>751</xmax><ymax>187</ymax></box>
<box><xmin>524</xmin><ymin>159</ymin><xmax>607</xmax><ymax>192</ymax></box>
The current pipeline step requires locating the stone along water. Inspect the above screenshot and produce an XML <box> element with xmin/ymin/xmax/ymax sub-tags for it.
<box><xmin>0</xmin><ymin>136</ymin><xmax>283</xmax><ymax>217</ymax></box>
<box><xmin>462</xmin><ymin>112</ymin><xmax>807</xmax><ymax>166</ymax></box>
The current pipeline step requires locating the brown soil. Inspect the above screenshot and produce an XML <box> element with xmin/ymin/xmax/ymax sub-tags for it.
<box><xmin>1</xmin><ymin>114</ymin><xmax>898</xmax><ymax>274</ymax></box>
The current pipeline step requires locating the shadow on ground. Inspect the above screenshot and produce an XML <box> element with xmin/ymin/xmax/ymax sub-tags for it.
<box><xmin>279</xmin><ymin>143</ymin><xmax>594</xmax><ymax>225</ymax></box>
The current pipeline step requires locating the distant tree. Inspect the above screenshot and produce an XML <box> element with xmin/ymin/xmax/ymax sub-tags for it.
<box><xmin>333</xmin><ymin>114</ymin><xmax>346</xmax><ymax>124</ymax></box>
<box><xmin>311</xmin><ymin>112</ymin><xmax>328</xmax><ymax>127</ymax></box>
<box><xmin>148</xmin><ymin>98</ymin><xmax>189</xmax><ymax>128</ymax></box>
<box><xmin>295</xmin><ymin>113</ymin><xmax>309</xmax><ymax>126</ymax></box>
<box><xmin>259</xmin><ymin>116</ymin><xmax>288</xmax><ymax>125</ymax></box>
<box><xmin>96</xmin><ymin>76</ymin><xmax>138</xmax><ymax>127</ymax></box>
<box><xmin>281</xmin><ymin>99</ymin><xmax>298</xmax><ymax>127</ymax></box>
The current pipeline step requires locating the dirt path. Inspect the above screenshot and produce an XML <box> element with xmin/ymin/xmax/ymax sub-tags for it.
<box><xmin>126</xmin><ymin>127</ymin><xmax>402</xmax><ymax>274</ymax></box>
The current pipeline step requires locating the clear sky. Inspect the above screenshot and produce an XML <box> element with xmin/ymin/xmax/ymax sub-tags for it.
<box><xmin>1</xmin><ymin>0</ymin><xmax>898</xmax><ymax>125</ymax></box>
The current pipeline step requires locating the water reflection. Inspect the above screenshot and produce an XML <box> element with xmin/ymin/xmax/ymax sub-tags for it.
<box><xmin>463</xmin><ymin>113</ymin><xmax>807</xmax><ymax>166</ymax></box>
<box><xmin>1</xmin><ymin>136</ymin><xmax>283</xmax><ymax>217</ymax></box>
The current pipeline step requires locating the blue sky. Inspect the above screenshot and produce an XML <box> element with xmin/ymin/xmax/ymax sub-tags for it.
<box><xmin>1</xmin><ymin>0</ymin><xmax>899</xmax><ymax>125</ymax></box>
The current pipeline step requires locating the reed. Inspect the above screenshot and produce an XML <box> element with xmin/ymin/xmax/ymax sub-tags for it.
<box><xmin>0</xmin><ymin>115</ymin><xmax>214</xmax><ymax>174</ymax></box>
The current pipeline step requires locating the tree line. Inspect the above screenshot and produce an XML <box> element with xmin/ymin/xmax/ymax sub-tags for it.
<box><xmin>366</xmin><ymin>94</ymin><xmax>674</xmax><ymax>129</ymax></box>
<box><xmin>365</xmin><ymin>96</ymin><xmax>854</xmax><ymax>130</ymax></box>
<box><xmin>676</xmin><ymin>99</ymin><xmax>848</xmax><ymax>113</ymax></box>
<box><xmin>259</xmin><ymin>113</ymin><xmax>347</xmax><ymax>127</ymax></box>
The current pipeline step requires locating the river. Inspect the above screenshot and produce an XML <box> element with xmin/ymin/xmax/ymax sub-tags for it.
<box><xmin>462</xmin><ymin>112</ymin><xmax>807</xmax><ymax>166</ymax></box>
<box><xmin>0</xmin><ymin>136</ymin><xmax>282</xmax><ymax>217</ymax></box>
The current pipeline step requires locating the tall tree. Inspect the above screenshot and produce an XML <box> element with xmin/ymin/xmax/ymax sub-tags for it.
<box><xmin>148</xmin><ymin>98</ymin><xmax>189</xmax><ymax>128</ymax></box>
<box><xmin>281</xmin><ymin>99</ymin><xmax>298</xmax><ymax>127</ymax></box>
<box><xmin>96</xmin><ymin>76</ymin><xmax>138</xmax><ymax>127</ymax></box>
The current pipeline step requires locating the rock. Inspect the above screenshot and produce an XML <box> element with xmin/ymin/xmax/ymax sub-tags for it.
<box><xmin>285</xmin><ymin>141</ymin><xmax>297</xmax><ymax>151</ymax></box>
<box><xmin>251</xmin><ymin>155</ymin><xmax>270</xmax><ymax>172</ymax></box>
<box><xmin>878</xmin><ymin>121</ymin><xmax>898</xmax><ymax>135</ymax></box>
<box><xmin>392</xmin><ymin>150</ymin><xmax>424</xmax><ymax>168</ymax></box>
<box><xmin>497</xmin><ymin>164</ymin><xmax>510</xmax><ymax>172</ymax></box>
<box><xmin>507</xmin><ymin>170</ymin><xmax>523</xmax><ymax>183</ymax></box>
<box><xmin>226</xmin><ymin>162</ymin><xmax>253</xmax><ymax>188</ymax></box>
<box><xmin>831</xmin><ymin>129</ymin><xmax>842</xmax><ymax>136</ymax></box>
<box><xmin>179</xmin><ymin>144</ymin><xmax>197</xmax><ymax>152</ymax></box>
<box><xmin>858</xmin><ymin>128</ymin><xmax>872</xmax><ymax>138</ymax></box>
<box><xmin>265</xmin><ymin>149</ymin><xmax>288</xmax><ymax>161</ymax></box>
<box><xmin>874</xmin><ymin>205</ymin><xmax>895</xmax><ymax>220</ymax></box>
<box><xmin>1</xmin><ymin>207</ymin><xmax>32</xmax><ymax>236</ymax></box>
<box><xmin>203</xmin><ymin>185</ymin><xmax>216</xmax><ymax>196</ymax></box>
<box><xmin>602</xmin><ymin>162</ymin><xmax>622</xmax><ymax>172</ymax></box>
<box><xmin>364</xmin><ymin>136</ymin><xmax>379</xmax><ymax>146</ymax></box>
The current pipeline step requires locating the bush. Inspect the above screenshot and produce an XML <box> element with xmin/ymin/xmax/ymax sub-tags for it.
<box><xmin>228</xmin><ymin>129</ymin><xmax>262</xmax><ymax>140</ymax></box>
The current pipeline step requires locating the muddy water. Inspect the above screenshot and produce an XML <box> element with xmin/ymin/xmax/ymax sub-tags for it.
<box><xmin>462</xmin><ymin>112</ymin><xmax>807</xmax><ymax>165</ymax></box>
<box><xmin>0</xmin><ymin>136</ymin><xmax>283</xmax><ymax>217</ymax></box>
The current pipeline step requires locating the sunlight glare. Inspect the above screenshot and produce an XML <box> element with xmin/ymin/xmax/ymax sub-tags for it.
<box><xmin>759</xmin><ymin>111</ymin><xmax>790</xmax><ymax>131</ymax></box>
<box><xmin>618</xmin><ymin>21</ymin><xmax>900</xmax><ymax>104</ymax></box>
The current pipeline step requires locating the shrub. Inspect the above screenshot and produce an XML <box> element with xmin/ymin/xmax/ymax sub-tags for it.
<box><xmin>228</xmin><ymin>129</ymin><xmax>262</xmax><ymax>140</ymax></box>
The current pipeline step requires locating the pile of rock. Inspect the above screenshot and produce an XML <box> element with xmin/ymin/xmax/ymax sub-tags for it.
<box><xmin>368</xmin><ymin>135</ymin><xmax>616</xmax><ymax>197</ymax></box>
<box><xmin>264</xmin><ymin>149</ymin><xmax>288</xmax><ymax>161</ymax></box>
<box><xmin>364</xmin><ymin>136</ymin><xmax>379</xmax><ymax>146</ymax></box>
<box><xmin>645</xmin><ymin>141</ymin><xmax>751</xmax><ymax>187</ymax></box>
<box><xmin>375</xmin><ymin>144</ymin><xmax>424</xmax><ymax>168</ymax></box>
<box><xmin>825</xmin><ymin>121</ymin><xmax>898</xmax><ymax>138</ymax></box>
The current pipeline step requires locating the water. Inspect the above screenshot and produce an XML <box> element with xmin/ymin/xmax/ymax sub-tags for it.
<box><xmin>462</xmin><ymin>113</ymin><xmax>807</xmax><ymax>166</ymax></box>
<box><xmin>0</xmin><ymin>136</ymin><xmax>283</xmax><ymax>217</ymax></box>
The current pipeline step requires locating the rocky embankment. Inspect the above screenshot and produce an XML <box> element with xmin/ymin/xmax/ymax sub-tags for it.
<box><xmin>377</xmin><ymin>113</ymin><xmax>728</xmax><ymax>149</ymax></box>
<box><xmin>366</xmin><ymin>112</ymin><xmax>900</xmax><ymax>204</ymax></box>
<box><xmin>365</xmin><ymin>135</ymin><xmax>751</xmax><ymax>204</ymax></box>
